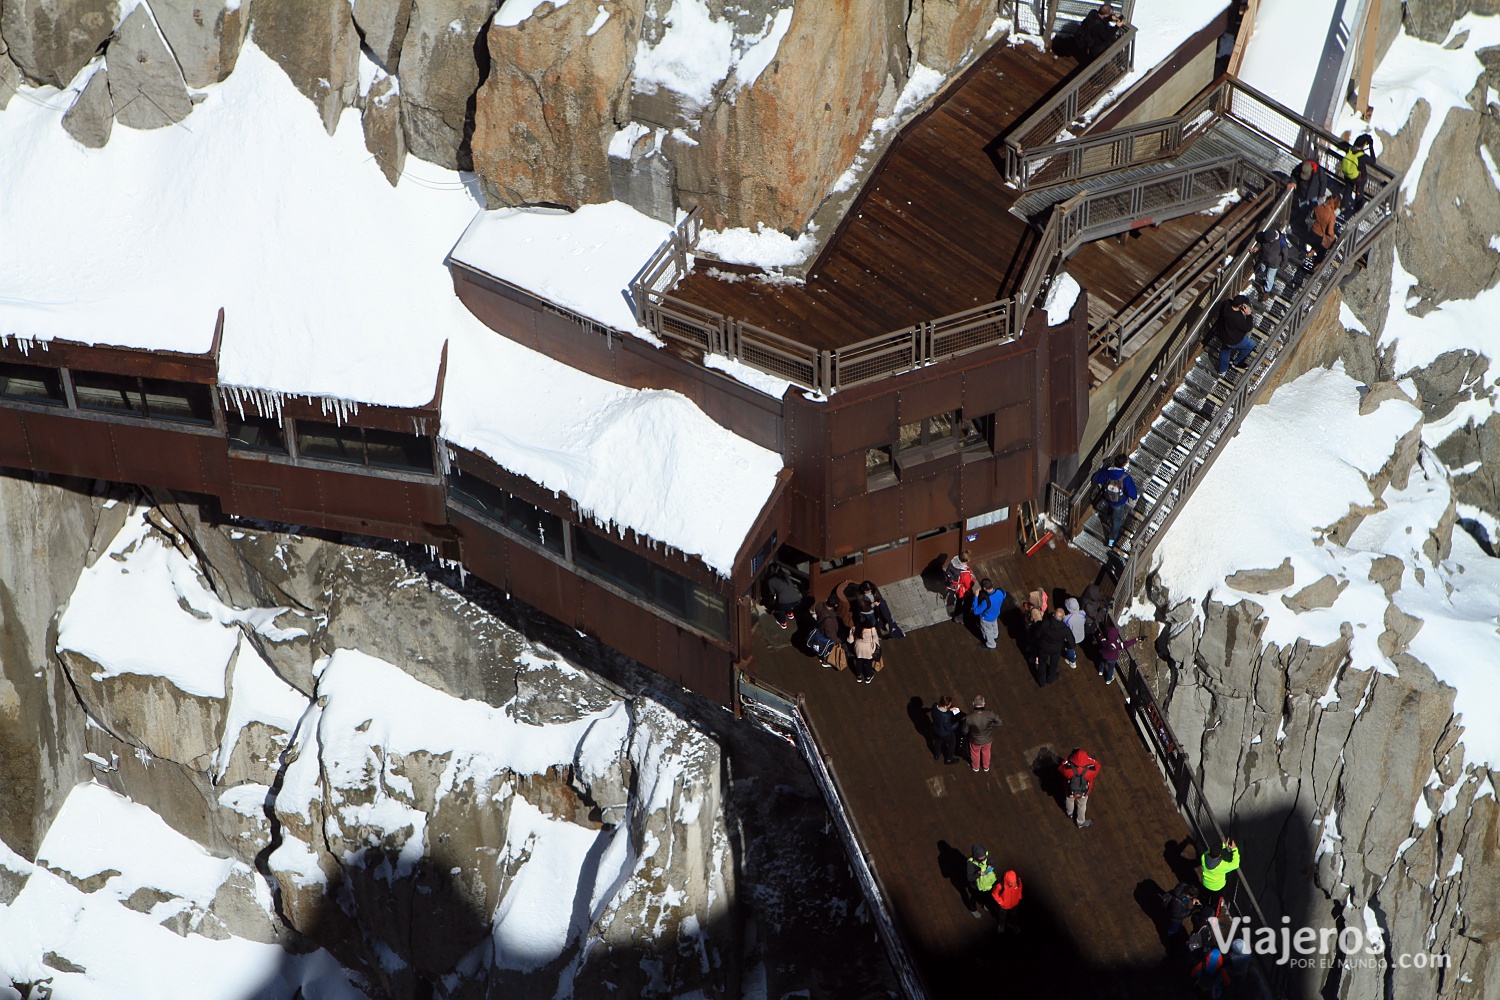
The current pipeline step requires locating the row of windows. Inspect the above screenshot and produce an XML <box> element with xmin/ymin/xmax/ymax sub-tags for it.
<box><xmin>2</xmin><ymin>360</ymin><xmax>729</xmax><ymax>642</ymax></box>
<box><xmin>1</xmin><ymin>363</ymin><xmax>214</xmax><ymax>424</ymax></box>
<box><xmin>448</xmin><ymin>471</ymin><xmax>729</xmax><ymax>641</ymax></box>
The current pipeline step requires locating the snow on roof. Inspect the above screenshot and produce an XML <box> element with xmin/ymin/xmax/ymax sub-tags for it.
<box><xmin>56</xmin><ymin>511</ymin><xmax>297</xmax><ymax>699</ymax></box>
<box><xmin>1149</xmin><ymin>365</ymin><xmax>1500</xmax><ymax>768</ymax></box>
<box><xmin>448</xmin><ymin>202</ymin><xmax>672</xmax><ymax>336</ymax></box>
<box><xmin>0</xmin><ymin>787</ymin><xmax>366</xmax><ymax>998</ymax></box>
<box><xmin>1089</xmin><ymin>0</ymin><xmax>1222</xmax><ymax>106</ymax></box>
<box><xmin>442</xmin><ymin>319</ymin><xmax>784</xmax><ymax>574</ymax></box>
<box><xmin>0</xmin><ymin>44</ymin><xmax>482</xmax><ymax>408</ymax></box>
<box><xmin>1</xmin><ymin>41</ymin><xmax>784</xmax><ymax>571</ymax></box>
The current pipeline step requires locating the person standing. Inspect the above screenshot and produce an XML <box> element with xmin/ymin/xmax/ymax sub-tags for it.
<box><xmin>963</xmin><ymin>696</ymin><xmax>1002</xmax><ymax>773</ymax></box>
<box><xmin>1062</xmin><ymin>597</ymin><xmax>1087</xmax><ymax>668</ymax></box>
<box><xmin>965</xmin><ymin>845</ymin><xmax>999</xmax><ymax>918</ymax></box>
<box><xmin>1197</xmin><ymin>839</ymin><xmax>1241</xmax><ymax>916</ymax></box>
<box><xmin>1161</xmin><ymin>882</ymin><xmax>1201</xmax><ymax>940</ymax></box>
<box><xmin>1311</xmin><ymin>192</ymin><xmax>1341</xmax><ymax>268</ymax></box>
<box><xmin>1097</xmin><ymin>624</ymin><xmax>1138</xmax><ymax>686</ymax></box>
<box><xmin>945</xmin><ymin>549</ymin><xmax>975</xmax><ymax>601</ymax></box>
<box><xmin>1077</xmin><ymin>3</ymin><xmax>1124</xmax><ymax>61</ymax></box>
<box><xmin>972</xmin><ymin>578</ymin><xmax>1006</xmax><ymax>650</ymax></box>
<box><xmin>1035</xmin><ymin>607</ymin><xmax>1076</xmax><ymax>686</ymax></box>
<box><xmin>1058</xmin><ymin>747</ymin><xmax>1100</xmax><ymax>828</ymax></box>
<box><xmin>1214</xmin><ymin>295</ymin><xmax>1256</xmax><ymax>376</ymax></box>
<box><xmin>1253</xmin><ymin>226</ymin><xmax>1286</xmax><ymax>302</ymax></box>
<box><xmin>990</xmin><ymin>869</ymin><xmax>1023</xmax><ymax>934</ymax></box>
<box><xmin>765</xmin><ymin>568</ymin><xmax>801</xmax><ymax>630</ymax></box>
<box><xmin>850</xmin><ymin>625</ymin><xmax>881</xmax><ymax>685</ymax></box>
<box><xmin>858</xmin><ymin>580</ymin><xmax>898</xmax><ymax>637</ymax></box>
<box><xmin>929</xmin><ymin>695</ymin><xmax>961</xmax><ymax>764</ymax></box>
<box><xmin>1338</xmin><ymin>133</ymin><xmax>1374</xmax><ymax>214</ymax></box>
<box><xmin>1191</xmin><ymin>947</ymin><xmax>1231</xmax><ymax>998</ymax></box>
<box><xmin>1092</xmin><ymin>456</ymin><xmax>1138</xmax><ymax>548</ymax></box>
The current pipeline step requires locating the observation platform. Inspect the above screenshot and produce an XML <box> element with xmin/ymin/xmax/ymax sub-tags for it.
<box><xmin>747</xmin><ymin>540</ymin><xmax>1198</xmax><ymax>998</ymax></box>
<box><xmin>670</xmin><ymin>38</ymin><xmax>1227</xmax><ymax>354</ymax></box>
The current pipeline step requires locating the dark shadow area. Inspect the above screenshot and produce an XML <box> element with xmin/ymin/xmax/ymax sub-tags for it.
<box><xmin>907</xmin><ymin>695</ymin><xmax>934</xmax><ymax>751</ymax></box>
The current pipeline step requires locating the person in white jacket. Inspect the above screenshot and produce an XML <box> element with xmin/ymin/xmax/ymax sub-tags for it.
<box><xmin>1062</xmin><ymin>597</ymin><xmax>1088</xmax><ymax>668</ymax></box>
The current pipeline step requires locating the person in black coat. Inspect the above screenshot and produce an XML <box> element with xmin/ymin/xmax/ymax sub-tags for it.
<box><xmin>858</xmin><ymin>580</ymin><xmax>897</xmax><ymax>636</ymax></box>
<box><xmin>1287</xmin><ymin>158</ymin><xmax>1329</xmax><ymax>255</ymax></box>
<box><xmin>1077</xmin><ymin>3</ymin><xmax>1125</xmax><ymax>61</ymax></box>
<box><xmin>765</xmin><ymin>568</ymin><xmax>801</xmax><ymax>629</ymax></box>
<box><xmin>1215</xmin><ymin>295</ymin><xmax>1256</xmax><ymax>375</ymax></box>
<box><xmin>1035</xmin><ymin>607</ymin><xmax>1077</xmax><ymax>686</ymax></box>
<box><xmin>1253</xmin><ymin>227</ymin><xmax>1286</xmax><ymax>301</ymax></box>
<box><xmin>929</xmin><ymin>695</ymin><xmax>962</xmax><ymax>764</ymax></box>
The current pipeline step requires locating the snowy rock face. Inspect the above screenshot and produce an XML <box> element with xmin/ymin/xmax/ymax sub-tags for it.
<box><xmin>471</xmin><ymin>0</ymin><xmax>643</xmax><ymax>209</ymax></box>
<box><xmin>107</xmin><ymin>4</ymin><xmax>194</xmax><ymax>129</ymax></box>
<box><xmin>0</xmin><ymin>0</ymin><xmax>119</xmax><ymax>88</ymax></box>
<box><xmin>904</xmin><ymin>0</ymin><xmax>994</xmax><ymax>74</ymax></box>
<box><xmin>1144</xmin><ymin>368</ymin><xmax>1500</xmax><ymax>1000</ymax></box>
<box><xmin>250</xmin><ymin>0</ymin><xmax>362</xmax><ymax>134</ymax></box>
<box><xmin>662</xmin><ymin>0</ymin><xmax>910</xmax><ymax>232</ymax></box>
<box><xmin>62</xmin><ymin>64</ymin><xmax>114</xmax><ymax>146</ymax></box>
<box><xmin>397</xmin><ymin>0</ymin><xmax>504</xmax><ymax>169</ymax></box>
<box><xmin>0</xmin><ymin>494</ymin><xmax>739</xmax><ymax>998</ymax></box>
<box><xmin>152</xmin><ymin>0</ymin><xmax>252</xmax><ymax>88</ymax></box>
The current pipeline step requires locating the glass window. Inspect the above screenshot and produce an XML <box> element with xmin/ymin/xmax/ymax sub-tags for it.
<box><xmin>448</xmin><ymin>471</ymin><xmax>564</xmax><ymax>556</ymax></box>
<box><xmin>296</xmin><ymin>420</ymin><xmax>363</xmax><ymax>465</ymax></box>
<box><xmin>505</xmin><ymin>493</ymin><xmax>564</xmax><ymax>555</ymax></box>
<box><xmin>72</xmin><ymin>371</ymin><xmax>143</xmax><ymax>414</ymax></box>
<box><xmin>297</xmin><ymin>421</ymin><xmax>433</xmax><ymax>473</ymax></box>
<box><xmin>573</xmin><ymin>529</ymin><xmax>728</xmax><ymax>640</ymax></box>
<box><xmin>0</xmin><ymin>362</ymin><xmax>65</xmax><ymax>406</ymax></box>
<box><xmin>227</xmin><ymin>414</ymin><xmax>287</xmax><ymax>454</ymax></box>
<box><xmin>364</xmin><ymin>426</ymin><xmax>433</xmax><ymax>473</ymax></box>
<box><xmin>71</xmin><ymin>371</ymin><xmax>213</xmax><ymax>424</ymax></box>
<box><xmin>449</xmin><ymin>470</ymin><xmax>508</xmax><ymax>521</ymax></box>
<box><xmin>140</xmin><ymin>378</ymin><xmax>213</xmax><ymax>424</ymax></box>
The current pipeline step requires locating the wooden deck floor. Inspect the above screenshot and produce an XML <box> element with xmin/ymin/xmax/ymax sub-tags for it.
<box><xmin>674</xmin><ymin>40</ymin><xmax>1220</xmax><ymax>353</ymax></box>
<box><xmin>748</xmin><ymin>540</ymin><xmax>1202</xmax><ymax>999</ymax></box>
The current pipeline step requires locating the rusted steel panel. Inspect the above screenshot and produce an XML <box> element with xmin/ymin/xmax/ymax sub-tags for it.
<box><xmin>828</xmin><ymin>451</ymin><xmax>867</xmax><ymax>503</ymax></box>
<box><xmin>266</xmin><ymin>396</ymin><xmax>441</xmax><ymax>436</ymax></box>
<box><xmin>0</xmin><ymin>408</ymin><xmax>32</xmax><ymax>467</ymax></box>
<box><xmin>21</xmin><ymin>411</ymin><xmax>122</xmax><ymax>481</ymax></box>
<box><xmin>0</xmin><ymin>341</ymin><xmax>216</xmax><ymax>382</ymax></box>
<box><xmin>901</xmin><ymin>469</ymin><xmax>963</xmax><ymax>532</ymax></box>
<box><xmin>105</xmin><ymin>422</ymin><xmax>220</xmax><ymax>495</ymax></box>
<box><xmin>963</xmin><ymin>350</ymin><xmax>1035</xmax><ymax>416</ymax></box>
<box><xmin>828</xmin><ymin>394</ymin><xmax>897</xmax><ymax>456</ymax></box>
<box><xmin>664</xmin><ymin>624</ymin><xmax>733</xmax><ymax>707</ymax></box>
<box><xmin>895</xmin><ymin>375</ymin><xmax>959</xmax><ymax>425</ymax></box>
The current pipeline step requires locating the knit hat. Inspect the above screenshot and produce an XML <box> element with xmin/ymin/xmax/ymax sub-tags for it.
<box><xmin>971</xmin><ymin>844</ymin><xmax>987</xmax><ymax>859</ymax></box>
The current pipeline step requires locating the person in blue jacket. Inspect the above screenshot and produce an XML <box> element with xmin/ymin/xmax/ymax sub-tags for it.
<box><xmin>972</xmin><ymin>578</ymin><xmax>1006</xmax><ymax>650</ymax></box>
<box><xmin>1092</xmin><ymin>456</ymin><xmax>1139</xmax><ymax>548</ymax></box>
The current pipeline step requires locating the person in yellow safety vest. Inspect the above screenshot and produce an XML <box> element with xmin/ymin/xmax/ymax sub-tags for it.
<box><xmin>1198</xmin><ymin>838</ymin><xmax>1241</xmax><ymax>917</ymax></box>
<box><xmin>1339</xmin><ymin>134</ymin><xmax>1374</xmax><ymax>214</ymax></box>
<box><xmin>966</xmin><ymin>844</ymin><xmax>998</xmax><ymax>919</ymax></box>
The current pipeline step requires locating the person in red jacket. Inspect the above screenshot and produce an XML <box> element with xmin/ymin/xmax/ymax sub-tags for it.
<box><xmin>1058</xmin><ymin>748</ymin><xmax>1101</xmax><ymax>829</ymax></box>
<box><xmin>990</xmin><ymin>869</ymin><xmax>1023</xmax><ymax>934</ymax></box>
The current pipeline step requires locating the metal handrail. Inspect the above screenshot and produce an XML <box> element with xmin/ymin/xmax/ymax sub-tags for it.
<box><xmin>1123</xmin><ymin>651</ymin><xmax>1287</xmax><ymax>997</ymax></box>
<box><xmin>1110</xmin><ymin>180</ymin><xmax>1400</xmax><ymax>605</ymax></box>
<box><xmin>1004</xmin><ymin>25</ymin><xmax>1138</xmax><ymax>174</ymax></box>
<box><xmin>737</xmin><ymin>673</ymin><xmax>932</xmax><ymax>1000</ymax></box>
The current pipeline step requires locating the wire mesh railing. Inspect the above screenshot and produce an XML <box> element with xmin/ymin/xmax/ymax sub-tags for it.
<box><xmin>738</xmin><ymin>673</ymin><xmax>933</xmax><ymax>1000</ymax></box>
<box><xmin>1108</xmin><ymin>178</ymin><xmax>1400</xmax><ymax>605</ymax></box>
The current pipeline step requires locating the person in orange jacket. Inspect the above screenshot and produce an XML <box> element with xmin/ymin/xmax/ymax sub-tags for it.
<box><xmin>1058</xmin><ymin>747</ymin><xmax>1101</xmax><ymax>829</ymax></box>
<box><xmin>990</xmin><ymin>869</ymin><xmax>1023</xmax><ymax>935</ymax></box>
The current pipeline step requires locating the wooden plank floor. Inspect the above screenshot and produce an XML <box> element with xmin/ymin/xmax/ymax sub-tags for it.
<box><xmin>674</xmin><ymin>40</ymin><xmax>1226</xmax><ymax>353</ymax></box>
<box><xmin>748</xmin><ymin>541</ymin><xmax>1201</xmax><ymax>998</ymax></box>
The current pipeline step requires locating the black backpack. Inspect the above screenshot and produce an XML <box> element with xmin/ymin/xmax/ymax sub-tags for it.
<box><xmin>1067</xmin><ymin>768</ymin><xmax>1090</xmax><ymax>796</ymax></box>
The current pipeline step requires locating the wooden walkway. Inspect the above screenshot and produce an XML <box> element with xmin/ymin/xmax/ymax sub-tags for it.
<box><xmin>674</xmin><ymin>40</ymin><xmax>1221</xmax><ymax>353</ymax></box>
<box><xmin>748</xmin><ymin>540</ymin><xmax>1203</xmax><ymax>999</ymax></box>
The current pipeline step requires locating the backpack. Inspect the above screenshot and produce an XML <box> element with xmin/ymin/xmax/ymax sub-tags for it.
<box><xmin>1102</xmin><ymin>473</ymin><xmax>1124</xmax><ymax>503</ymax></box>
<box><xmin>1339</xmin><ymin>148</ymin><xmax>1365</xmax><ymax>181</ymax></box>
<box><xmin>1067</xmin><ymin>768</ymin><xmax>1090</xmax><ymax>797</ymax></box>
